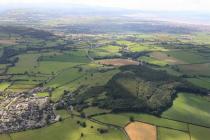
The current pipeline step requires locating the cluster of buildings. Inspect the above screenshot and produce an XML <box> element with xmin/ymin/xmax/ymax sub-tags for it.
<box><xmin>0</xmin><ymin>91</ymin><xmax>56</xmax><ymax>133</ymax></box>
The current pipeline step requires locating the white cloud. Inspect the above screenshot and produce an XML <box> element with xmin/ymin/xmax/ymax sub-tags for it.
<box><xmin>0</xmin><ymin>0</ymin><xmax>210</xmax><ymax>12</ymax></box>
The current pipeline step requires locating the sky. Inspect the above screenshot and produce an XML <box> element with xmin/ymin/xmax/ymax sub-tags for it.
<box><xmin>0</xmin><ymin>0</ymin><xmax>210</xmax><ymax>12</ymax></box>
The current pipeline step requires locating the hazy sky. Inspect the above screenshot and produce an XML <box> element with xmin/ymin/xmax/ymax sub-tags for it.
<box><xmin>0</xmin><ymin>0</ymin><xmax>210</xmax><ymax>12</ymax></box>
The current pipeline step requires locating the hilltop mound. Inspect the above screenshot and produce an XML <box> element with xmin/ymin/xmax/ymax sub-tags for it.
<box><xmin>72</xmin><ymin>65</ymin><xmax>179</xmax><ymax>115</ymax></box>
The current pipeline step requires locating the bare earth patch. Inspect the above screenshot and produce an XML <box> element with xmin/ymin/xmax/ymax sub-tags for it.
<box><xmin>0</xmin><ymin>39</ymin><xmax>17</xmax><ymax>45</ymax></box>
<box><xmin>125</xmin><ymin>122</ymin><xmax>157</xmax><ymax>140</ymax></box>
<box><xmin>98</xmin><ymin>59</ymin><xmax>139</xmax><ymax>66</ymax></box>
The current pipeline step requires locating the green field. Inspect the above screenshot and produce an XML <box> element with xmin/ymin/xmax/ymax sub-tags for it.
<box><xmin>0</xmin><ymin>134</ymin><xmax>11</xmax><ymax>140</ymax></box>
<box><xmin>10</xmin><ymin>74</ymin><xmax>48</xmax><ymax>81</ymax></box>
<box><xmin>158</xmin><ymin>127</ymin><xmax>190</xmax><ymax>140</ymax></box>
<box><xmin>46</xmin><ymin>67</ymin><xmax>84</xmax><ymax>88</ymax></box>
<box><xmin>55</xmin><ymin>110</ymin><xmax>71</xmax><ymax>119</ymax></box>
<box><xmin>189</xmin><ymin>125</ymin><xmax>210</xmax><ymax>140</ymax></box>
<box><xmin>0</xmin><ymin>82</ymin><xmax>10</xmax><ymax>91</ymax></box>
<box><xmin>10</xmin><ymin>117</ymin><xmax>126</xmax><ymax>140</ymax></box>
<box><xmin>41</xmin><ymin>50</ymin><xmax>90</xmax><ymax>63</ymax></box>
<box><xmin>36</xmin><ymin>92</ymin><xmax>49</xmax><ymax>97</ymax></box>
<box><xmin>154</xmin><ymin>67</ymin><xmax>182</xmax><ymax>76</ymax></box>
<box><xmin>187</xmin><ymin>78</ymin><xmax>210</xmax><ymax>89</ymax></box>
<box><xmin>166</xmin><ymin>51</ymin><xmax>209</xmax><ymax>64</ymax></box>
<box><xmin>89</xmin><ymin>45</ymin><xmax>121</xmax><ymax>58</ymax></box>
<box><xmin>0</xmin><ymin>64</ymin><xmax>7</xmax><ymax>69</ymax></box>
<box><xmin>61</xmin><ymin>68</ymin><xmax>120</xmax><ymax>91</ymax></box>
<box><xmin>178</xmin><ymin>63</ymin><xmax>210</xmax><ymax>76</ymax></box>
<box><xmin>191</xmin><ymin>33</ymin><xmax>210</xmax><ymax>44</ymax></box>
<box><xmin>96</xmin><ymin>45</ymin><xmax>120</xmax><ymax>53</ymax></box>
<box><xmin>9</xmin><ymin>84</ymin><xmax>35</xmax><ymax>89</ymax></box>
<box><xmin>8</xmin><ymin>52</ymin><xmax>82</xmax><ymax>75</ymax></box>
<box><xmin>34</xmin><ymin>61</ymin><xmax>79</xmax><ymax>74</ymax></box>
<box><xmin>83</xmin><ymin>107</ymin><xmax>111</xmax><ymax>117</ymax></box>
<box><xmin>93</xmin><ymin>114</ymin><xmax>129</xmax><ymax>127</ymax></box>
<box><xmin>12</xmin><ymin>80</ymin><xmax>39</xmax><ymax>85</ymax></box>
<box><xmin>162</xmin><ymin>93</ymin><xmax>210</xmax><ymax>127</ymax></box>
<box><xmin>8</xmin><ymin>53</ymin><xmax>40</xmax><ymax>74</ymax></box>
<box><xmin>138</xmin><ymin>56</ymin><xmax>168</xmax><ymax>66</ymax></box>
<box><xmin>49</xmin><ymin>69</ymin><xmax>119</xmax><ymax>102</ymax></box>
<box><xmin>94</xmin><ymin>113</ymin><xmax>188</xmax><ymax>131</ymax></box>
<box><xmin>116</xmin><ymin>40</ymin><xmax>167</xmax><ymax>52</ymax></box>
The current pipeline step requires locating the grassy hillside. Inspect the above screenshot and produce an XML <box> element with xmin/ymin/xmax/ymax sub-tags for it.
<box><xmin>162</xmin><ymin>93</ymin><xmax>210</xmax><ymax>127</ymax></box>
<box><xmin>158</xmin><ymin>127</ymin><xmax>190</xmax><ymax>140</ymax></box>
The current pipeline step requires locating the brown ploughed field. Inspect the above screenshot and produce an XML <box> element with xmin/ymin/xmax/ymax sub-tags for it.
<box><xmin>125</xmin><ymin>122</ymin><xmax>157</xmax><ymax>140</ymax></box>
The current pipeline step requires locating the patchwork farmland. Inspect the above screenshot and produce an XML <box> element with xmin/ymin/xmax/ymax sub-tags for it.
<box><xmin>0</xmin><ymin>10</ymin><xmax>210</xmax><ymax>140</ymax></box>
